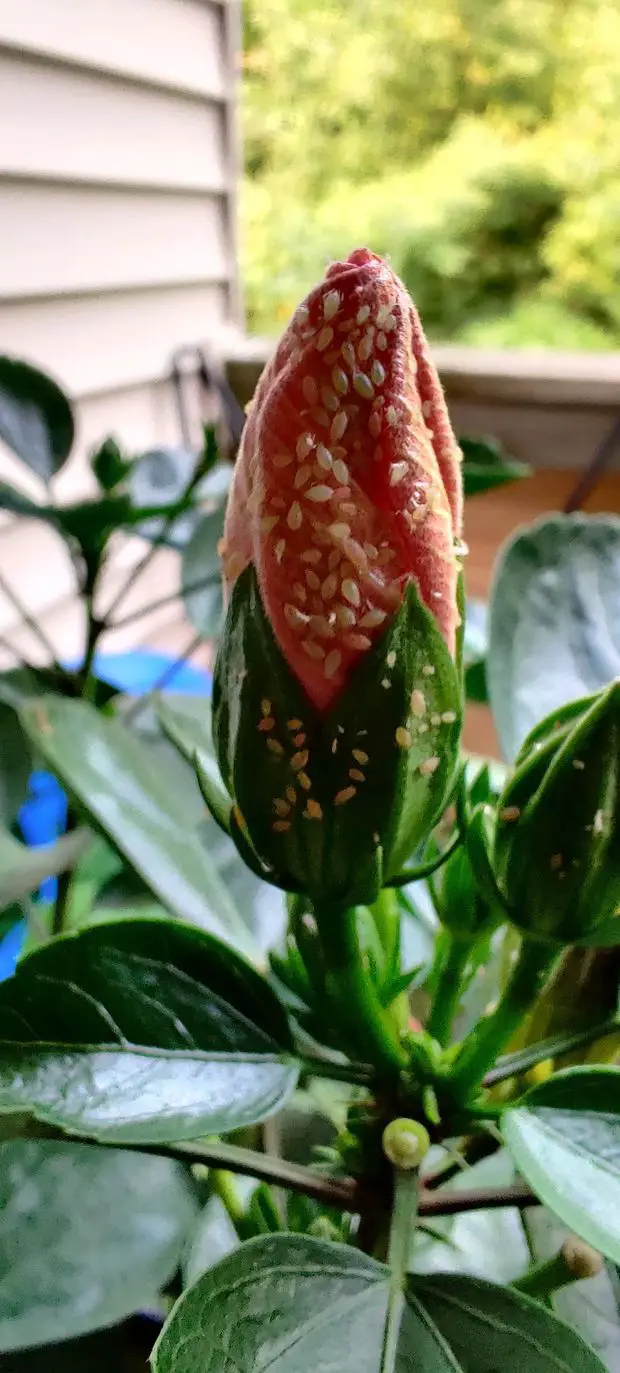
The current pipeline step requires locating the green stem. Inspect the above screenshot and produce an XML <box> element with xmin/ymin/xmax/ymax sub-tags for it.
<box><xmin>381</xmin><ymin>1170</ymin><xmax>419</xmax><ymax>1372</ymax></box>
<box><xmin>317</xmin><ymin>904</ymin><xmax>408</xmax><ymax>1076</ymax></box>
<box><xmin>209</xmin><ymin>1169</ymin><xmax>255</xmax><ymax>1242</ymax></box>
<box><xmin>51</xmin><ymin>808</ymin><xmax>78</xmax><ymax>936</ymax></box>
<box><xmin>426</xmin><ymin>934</ymin><xmax>471</xmax><ymax>1047</ymax></box>
<box><xmin>450</xmin><ymin>940</ymin><xmax>555</xmax><ymax>1099</ymax></box>
<box><xmin>512</xmin><ymin>1240</ymin><xmax>603</xmax><ymax>1300</ymax></box>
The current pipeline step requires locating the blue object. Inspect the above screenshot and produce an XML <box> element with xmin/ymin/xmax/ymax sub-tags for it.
<box><xmin>0</xmin><ymin>919</ymin><xmax>27</xmax><ymax>981</ymax></box>
<box><xmin>0</xmin><ymin>649</ymin><xmax>213</xmax><ymax>980</ymax></box>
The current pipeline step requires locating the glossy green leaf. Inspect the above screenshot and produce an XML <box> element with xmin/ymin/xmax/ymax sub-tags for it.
<box><xmin>0</xmin><ymin>918</ymin><xmax>297</xmax><ymax>1142</ymax></box>
<box><xmin>503</xmin><ymin>1067</ymin><xmax>620</xmax><ymax>1262</ymax></box>
<box><xmin>460</xmin><ymin>435</ymin><xmax>530</xmax><ymax>498</ymax></box>
<box><xmin>153</xmin><ymin>1233</ymin><xmax>605</xmax><ymax>1372</ymax></box>
<box><xmin>0</xmin><ymin>825</ymin><xmax>92</xmax><ymax>912</ymax></box>
<box><xmin>19</xmin><ymin>696</ymin><xmax>253</xmax><ymax>956</ymax></box>
<box><xmin>182</xmin><ymin>506</ymin><xmax>225</xmax><ymax>638</ymax></box>
<box><xmin>0</xmin><ymin>706</ymin><xmax>32</xmax><ymax>824</ymax></box>
<box><xmin>0</xmin><ymin>357</ymin><xmax>74</xmax><ymax>479</ymax></box>
<box><xmin>156</xmin><ymin>695</ymin><xmax>231</xmax><ymax>834</ymax></box>
<box><xmin>129</xmin><ymin>447</ymin><xmax>199</xmax><ymax>550</ymax></box>
<box><xmin>0</xmin><ymin>1138</ymin><xmax>197</xmax><ymax>1351</ymax></box>
<box><xmin>488</xmin><ymin>514</ymin><xmax>620</xmax><ymax>759</ymax></box>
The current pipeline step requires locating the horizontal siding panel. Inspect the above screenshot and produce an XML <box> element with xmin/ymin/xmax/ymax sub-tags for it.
<box><xmin>0</xmin><ymin>53</ymin><xmax>227</xmax><ymax>191</ymax></box>
<box><xmin>0</xmin><ymin>183</ymin><xmax>230</xmax><ymax>299</ymax></box>
<box><xmin>0</xmin><ymin>283</ymin><xmax>232</xmax><ymax>397</ymax></box>
<box><xmin>0</xmin><ymin>0</ymin><xmax>226</xmax><ymax>98</ymax></box>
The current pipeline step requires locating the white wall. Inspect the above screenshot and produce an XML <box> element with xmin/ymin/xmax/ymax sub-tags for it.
<box><xmin>0</xmin><ymin>0</ymin><xmax>240</xmax><ymax>664</ymax></box>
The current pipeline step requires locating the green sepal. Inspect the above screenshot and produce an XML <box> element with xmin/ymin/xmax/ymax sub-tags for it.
<box><xmin>465</xmin><ymin>802</ymin><xmax>511</xmax><ymax>916</ymax></box>
<box><xmin>431</xmin><ymin>828</ymin><xmax>494</xmax><ymax>942</ymax></box>
<box><xmin>229</xmin><ymin>807</ymin><xmax>302</xmax><ymax>893</ymax></box>
<box><xmin>194</xmin><ymin>748</ymin><xmax>232</xmax><ymax>836</ymax></box>
<box><xmin>212</xmin><ymin>565</ymin><xmax>461</xmax><ymax>909</ymax></box>
<box><xmin>494</xmin><ymin>683</ymin><xmax>620</xmax><ymax>944</ymax></box>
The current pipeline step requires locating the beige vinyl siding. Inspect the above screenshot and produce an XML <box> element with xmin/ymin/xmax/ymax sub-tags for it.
<box><xmin>0</xmin><ymin>0</ymin><xmax>240</xmax><ymax>665</ymax></box>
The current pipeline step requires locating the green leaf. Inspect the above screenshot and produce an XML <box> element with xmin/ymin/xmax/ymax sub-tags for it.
<box><xmin>19</xmin><ymin>696</ymin><xmax>254</xmax><ymax>956</ymax></box>
<box><xmin>0</xmin><ymin>357</ymin><xmax>74</xmax><ymax>480</ymax></box>
<box><xmin>0</xmin><ymin>706</ymin><xmax>32</xmax><ymax>824</ymax></box>
<box><xmin>129</xmin><ymin>447</ymin><xmax>199</xmax><ymax>551</ymax></box>
<box><xmin>156</xmin><ymin>695</ymin><xmax>232</xmax><ymax>834</ymax></box>
<box><xmin>0</xmin><ymin>917</ymin><xmax>297</xmax><ymax>1142</ymax></box>
<box><xmin>0</xmin><ymin>1138</ymin><xmax>197</xmax><ymax>1351</ymax></box>
<box><xmin>118</xmin><ymin>697</ymin><xmax>284</xmax><ymax>950</ymax></box>
<box><xmin>0</xmin><ymin>825</ymin><xmax>92</xmax><ymax>912</ymax></box>
<box><xmin>152</xmin><ymin>1233</ymin><xmax>605</xmax><ymax>1372</ymax></box>
<box><xmin>181</xmin><ymin>507</ymin><xmax>226</xmax><ymax>638</ymax></box>
<box><xmin>0</xmin><ymin>481</ymin><xmax>60</xmax><ymax>527</ymax></box>
<box><xmin>503</xmin><ymin>1067</ymin><xmax>620</xmax><ymax>1263</ymax></box>
<box><xmin>461</xmin><ymin>435</ymin><xmax>530</xmax><ymax>499</ymax></box>
<box><xmin>488</xmin><ymin>514</ymin><xmax>620</xmax><ymax>759</ymax></box>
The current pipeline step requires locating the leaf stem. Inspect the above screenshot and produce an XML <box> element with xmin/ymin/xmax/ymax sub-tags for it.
<box><xmin>450</xmin><ymin>940</ymin><xmax>555</xmax><ymax>1099</ymax></box>
<box><xmin>51</xmin><ymin>808</ymin><xmax>78</xmax><ymax>936</ymax></box>
<box><xmin>426</xmin><ymin>934</ymin><xmax>470</xmax><ymax>1047</ymax></box>
<box><xmin>300</xmin><ymin>1053</ymin><xmax>375</xmax><ymax>1086</ymax></box>
<box><xmin>381</xmin><ymin>1170</ymin><xmax>419</xmax><ymax>1372</ymax></box>
<box><xmin>483</xmin><ymin>1015</ymin><xmax>620</xmax><ymax>1087</ymax></box>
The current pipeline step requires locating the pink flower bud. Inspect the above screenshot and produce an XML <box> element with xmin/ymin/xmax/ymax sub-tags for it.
<box><xmin>221</xmin><ymin>248</ymin><xmax>462</xmax><ymax>709</ymax></box>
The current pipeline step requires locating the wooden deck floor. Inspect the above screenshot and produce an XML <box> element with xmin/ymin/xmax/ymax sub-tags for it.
<box><xmin>463</xmin><ymin>469</ymin><xmax>620</xmax><ymax>759</ymax></box>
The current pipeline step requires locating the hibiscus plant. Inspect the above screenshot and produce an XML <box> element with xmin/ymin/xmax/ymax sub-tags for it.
<box><xmin>0</xmin><ymin>253</ymin><xmax>618</xmax><ymax>1369</ymax></box>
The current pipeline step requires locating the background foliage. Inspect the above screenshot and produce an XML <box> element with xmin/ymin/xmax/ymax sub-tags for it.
<box><xmin>242</xmin><ymin>0</ymin><xmax>620</xmax><ymax>348</ymax></box>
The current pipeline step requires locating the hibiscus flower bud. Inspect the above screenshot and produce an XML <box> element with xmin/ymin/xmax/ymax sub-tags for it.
<box><xmin>212</xmin><ymin>249</ymin><xmax>463</xmax><ymax>907</ymax></box>
<box><xmin>493</xmin><ymin>683</ymin><xmax>620</xmax><ymax>945</ymax></box>
<box><xmin>221</xmin><ymin>248</ymin><xmax>462</xmax><ymax>708</ymax></box>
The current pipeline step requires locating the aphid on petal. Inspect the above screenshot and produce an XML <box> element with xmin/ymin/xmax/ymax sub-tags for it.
<box><xmin>222</xmin><ymin>247</ymin><xmax>462</xmax><ymax>709</ymax></box>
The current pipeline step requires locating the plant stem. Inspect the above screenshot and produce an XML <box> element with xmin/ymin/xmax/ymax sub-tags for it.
<box><xmin>381</xmin><ymin>1170</ymin><xmax>419</xmax><ymax>1372</ymax></box>
<box><xmin>484</xmin><ymin>1015</ymin><xmax>620</xmax><ymax>1087</ymax></box>
<box><xmin>426</xmin><ymin>934</ymin><xmax>470</xmax><ymax>1047</ymax></box>
<box><xmin>450</xmin><ymin>940</ymin><xmax>555</xmax><ymax>1099</ymax></box>
<box><xmin>51</xmin><ymin>808</ymin><xmax>78</xmax><ymax>936</ymax></box>
<box><xmin>106</xmin><ymin>575</ymin><xmax>220</xmax><ymax>633</ymax></box>
<box><xmin>101</xmin><ymin>1136</ymin><xmax>360</xmax><ymax>1209</ymax></box>
<box><xmin>209</xmin><ymin>1168</ymin><xmax>256</xmax><ymax>1241</ymax></box>
<box><xmin>0</xmin><ymin>570</ymin><xmax>65</xmax><ymax>671</ymax></box>
<box><xmin>317</xmin><ymin>903</ymin><xmax>408</xmax><ymax>1076</ymax></box>
<box><xmin>301</xmin><ymin>1054</ymin><xmax>375</xmax><ymax>1086</ymax></box>
<box><xmin>419</xmin><ymin>1182</ymin><xmax>536</xmax><ymax>1217</ymax></box>
<box><xmin>512</xmin><ymin>1239</ymin><xmax>603</xmax><ymax>1300</ymax></box>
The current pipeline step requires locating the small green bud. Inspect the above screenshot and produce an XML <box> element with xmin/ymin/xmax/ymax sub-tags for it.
<box><xmin>493</xmin><ymin>685</ymin><xmax>620</xmax><ymax>945</ymax></box>
<box><xmin>382</xmin><ymin>1118</ymin><xmax>431</xmax><ymax>1170</ymax></box>
<box><xmin>308</xmin><ymin>1217</ymin><xmax>342</xmax><ymax>1242</ymax></box>
<box><xmin>90</xmin><ymin>436</ymin><xmax>129</xmax><ymax>491</ymax></box>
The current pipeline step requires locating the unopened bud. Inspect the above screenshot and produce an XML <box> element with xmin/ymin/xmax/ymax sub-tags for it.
<box><xmin>382</xmin><ymin>1117</ymin><xmax>430</xmax><ymax>1170</ymax></box>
